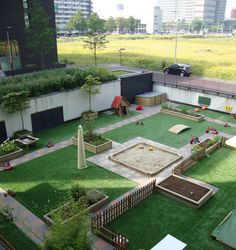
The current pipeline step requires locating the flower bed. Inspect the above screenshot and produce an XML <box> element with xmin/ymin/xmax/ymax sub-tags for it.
<box><xmin>72</xmin><ymin>136</ymin><xmax>112</xmax><ymax>154</ymax></box>
<box><xmin>0</xmin><ymin>140</ymin><xmax>23</xmax><ymax>164</ymax></box>
<box><xmin>160</xmin><ymin>106</ymin><xmax>204</xmax><ymax>122</ymax></box>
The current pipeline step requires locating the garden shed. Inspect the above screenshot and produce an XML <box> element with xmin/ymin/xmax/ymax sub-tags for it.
<box><xmin>111</xmin><ymin>96</ymin><xmax>130</xmax><ymax>116</ymax></box>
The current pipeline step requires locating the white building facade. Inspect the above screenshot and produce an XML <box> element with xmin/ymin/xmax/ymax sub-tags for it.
<box><xmin>54</xmin><ymin>0</ymin><xmax>92</xmax><ymax>33</ymax></box>
<box><xmin>153</xmin><ymin>6</ymin><xmax>163</xmax><ymax>33</ymax></box>
<box><xmin>156</xmin><ymin>0</ymin><xmax>226</xmax><ymax>25</ymax></box>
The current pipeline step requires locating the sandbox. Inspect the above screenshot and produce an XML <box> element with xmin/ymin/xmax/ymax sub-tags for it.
<box><xmin>109</xmin><ymin>142</ymin><xmax>182</xmax><ymax>176</ymax></box>
<box><xmin>156</xmin><ymin>175</ymin><xmax>213</xmax><ymax>208</ymax></box>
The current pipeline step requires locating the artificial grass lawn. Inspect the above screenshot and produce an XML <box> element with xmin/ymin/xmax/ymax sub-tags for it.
<box><xmin>0</xmin><ymin>219</ymin><xmax>38</xmax><ymax>250</ymax></box>
<box><xmin>103</xmin><ymin>113</ymin><xmax>236</xmax><ymax>148</ymax></box>
<box><xmin>109</xmin><ymin>148</ymin><xmax>236</xmax><ymax>250</ymax></box>
<box><xmin>30</xmin><ymin>111</ymin><xmax>138</xmax><ymax>151</ymax></box>
<box><xmin>177</xmin><ymin>104</ymin><xmax>236</xmax><ymax>124</ymax></box>
<box><xmin>0</xmin><ymin>145</ymin><xmax>136</xmax><ymax>218</ymax></box>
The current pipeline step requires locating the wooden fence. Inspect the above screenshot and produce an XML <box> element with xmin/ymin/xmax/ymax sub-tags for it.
<box><xmin>92</xmin><ymin>180</ymin><xmax>156</xmax><ymax>226</ymax></box>
<box><xmin>92</xmin><ymin>180</ymin><xmax>156</xmax><ymax>250</ymax></box>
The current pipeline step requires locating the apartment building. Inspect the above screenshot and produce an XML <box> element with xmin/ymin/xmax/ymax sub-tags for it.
<box><xmin>54</xmin><ymin>0</ymin><xmax>92</xmax><ymax>33</ymax></box>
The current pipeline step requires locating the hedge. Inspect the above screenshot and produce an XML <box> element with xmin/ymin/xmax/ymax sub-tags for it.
<box><xmin>0</xmin><ymin>67</ymin><xmax>117</xmax><ymax>102</ymax></box>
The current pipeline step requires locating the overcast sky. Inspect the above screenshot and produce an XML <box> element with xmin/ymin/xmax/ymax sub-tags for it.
<box><xmin>93</xmin><ymin>0</ymin><xmax>235</xmax><ymax>23</ymax></box>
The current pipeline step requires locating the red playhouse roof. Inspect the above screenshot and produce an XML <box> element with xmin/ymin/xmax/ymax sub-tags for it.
<box><xmin>111</xmin><ymin>96</ymin><xmax>123</xmax><ymax>108</ymax></box>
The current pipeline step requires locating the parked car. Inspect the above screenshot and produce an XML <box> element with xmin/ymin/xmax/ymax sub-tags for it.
<box><xmin>164</xmin><ymin>64</ymin><xmax>191</xmax><ymax>77</ymax></box>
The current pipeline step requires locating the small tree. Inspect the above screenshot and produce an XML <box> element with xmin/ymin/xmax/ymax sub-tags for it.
<box><xmin>105</xmin><ymin>16</ymin><xmax>117</xmax><ymax>33</ymax></box>
<box><xmin>84</xmin><ymin>13</ymin><xmax>108</xmax><ymax>65</ymax></box>
<box><xmin>66</xmin><ymin>11</ymin><xmax>87</xmax><ymax>34</ymax></box>
<box><xmin>43</xmin><ymin>199</ymin><xmax>91</xmax><ymax>250</ymax></box>
<box><xmin>1</xmin><ymin>91</ymin><xmax>30</xmax><ymax>131</ymax></box>
<box><xmin>25</xmin><ymin>0</ymin><xmax>55</xmax><ymax>69</ymax></box>
<box><xmin>81</xmin><ymin>75</ymin><xmax>101</xmax><ymax>112</ymax></box>
<box><xmin>191</xmin><ymin>18</ymin><xmax>203</xmax><ymax>33</ymax></box>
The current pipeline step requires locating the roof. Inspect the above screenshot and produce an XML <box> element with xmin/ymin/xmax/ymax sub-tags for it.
<box><xmin>111</xmin><ymin>96</ymin><xmax>130</xmax><ymax>109</ymax></box>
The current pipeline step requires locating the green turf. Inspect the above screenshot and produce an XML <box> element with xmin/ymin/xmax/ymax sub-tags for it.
<box><xmin>109</xmin><ymin>148</ymin><xmax>236</xmax><ymax>250</ymax></box>
<box><xmin>0</xmin><ymin>219</ymin><xmax>38</xmax><ymax>250</ymax></box>
<box><xmin>0</xmin><ymin>146</ymin><xmax>136</xmax><ymax>218</ymax></box>
<box><xmin>26</xmin><ymin>111</ymin><xmax>138</xmax><ymax>152</ymax></box>
<box><xmin>103</xmin><ymin>113</ymin><xmax>236</xmax><ymax>148</ymax></box>
<box><xmin>177</xmin><ymin>104</ymin><xmax>236</xmax><ymax>124</ymax></box>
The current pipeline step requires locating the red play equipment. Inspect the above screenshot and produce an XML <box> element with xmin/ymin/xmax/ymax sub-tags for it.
<box><xmin>202</xmin><ymin>105</ymin><xmax>207</xmax><ymax>110</ymax></box>
<box><xmin>136</xmin><ymin>104</ymin><xmax>143</xmax><ymax>111</ymax></box>
<box><xmin>206</xmin><ymin>127</ymin><xmax>218</xmax><ymax>134</ymax></box>
<box><xmin>194</xmin><ymin>108</ymin><xmax>199</xmax><ymax>112</ymax></box>
<box><xmin>0</xmin><ymin>162</ymin><xmax>13</xmax><ymax>171</ymax></box>
<box><xmin>190</xmin><ymin>136</ymin><xmax>200</xmax><ymax>144</ymax></box>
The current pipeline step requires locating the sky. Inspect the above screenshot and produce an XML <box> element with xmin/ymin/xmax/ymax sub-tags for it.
<box><xmin>93</xmin><ymin>0</ymin><xmax>236</xmax><ymax>26</ymax></box>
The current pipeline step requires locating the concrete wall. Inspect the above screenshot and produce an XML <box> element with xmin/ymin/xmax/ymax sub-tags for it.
<box><xmin>0</xmin><ymin>80</ymin><xmax>120</xmax><ymax>137</ymax></box>
<box><xmin>154</xmin><ymin>84</ymin><xmax>236</xmax><ymax>113</ymax></box>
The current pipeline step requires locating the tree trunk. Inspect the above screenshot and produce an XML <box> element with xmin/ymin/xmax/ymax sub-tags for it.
<box><xmin>89</xmin><ymin>92</ymin><xmax>92</xmax><ymax>111</ymax></box>
<box><xmin>40</xmin><ymin>51</ymin><xmax>45</xmax><ymax>70</ymax></box>
<box><xmin>94</xmin><ymin>46</ymin><xmax>97</xmax><ymax>65</ymax></box>
<box><xmin>20</xmin><ymin>110</ymin><xmax>25</xmax><ymax>130</ymax></box>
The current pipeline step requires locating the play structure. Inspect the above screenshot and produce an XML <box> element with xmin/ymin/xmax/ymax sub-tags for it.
<box><xmin>190</xmin><ymin>136</ymin><xmax>200</xmax><ymax>144</ymax></box>
<box><xmin>169</xmin><ymin>124</ymin><xmax>191</xmax><ymax>135</ymax></box>
<box><xmin>111</xmin><ymin>96</ymin><xmax>130</xmax><ymax>116</ymax></box>
<box><xmin>212</xmin><ymin>209</ymin><xmax>236</xmax><ymax>249</ymax></box>
<box><xmin>136</xmin><ymin>104</ymin><xmax>143</xmax><ymax>110</ymax></box>
<box><xmin>135</xmin><ymin>92</ymin><xmax>167</xmax><ymax>107</ymax></box>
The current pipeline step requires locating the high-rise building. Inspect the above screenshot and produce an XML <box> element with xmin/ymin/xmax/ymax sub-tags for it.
<box><xmin>153</xmin><ymin>6</ymin><xmax>163</xmax><ymax>33</ymax></box>
<box><xmin>54</xmin><ymin>0</ymin><xmax>92</xmax><ymax>33</ymax></box>
<box><xmin>156</xmin><ymin>0</ymin><xmax>226</xmax><ymax>25</ymax></box>
<box><xmin>0</xmin><ymin>0</ymin><xmax>58</xmax><ymax>74</ymax></box>
<box><xmin>231</xmin><ymin>8</ymin><xmax>236</xmax><ymax>19</ymax></box>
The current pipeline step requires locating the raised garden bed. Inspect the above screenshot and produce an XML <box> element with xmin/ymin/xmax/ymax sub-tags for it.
<box><xmin>0</xmin><ymin>147</ymin><xmax>23</xmax><ymax>164</ymax></box>
<box><xmin>72</xmin><ymin>137</ymin><xmax>112</xmax><ymax>154</ymax></box>
<box><xmin>156</xmin><ymin>175</ymin><xmax>213</xmax><ymax>208</ymax></box>
<box><xmin>15</xmin><ymin>135</ymin><xmax>39</xmax><ymax>149</ymax></box>
<box><xmin>160</xmin><ymin>108</ymin><xmax>204</xmax><ymax>122</ymax></box>
<box><xmin>82</xmin><ymin>111</ymin><xmax>98</xmax><ymax>121</ymax></box>
<box><xmin>198</xmin><ymin>138</ymin><xmax>221</xmax><ymax>155</ymax></box>
<box><xmin>43</xmin><ymin>195</ymin><xmax>109</xmax><ymax>226</ymax></box>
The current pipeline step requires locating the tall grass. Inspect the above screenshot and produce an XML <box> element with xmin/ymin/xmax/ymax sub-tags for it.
<box><xmin>58</xmin><ymin>35</ymin><xmax>236</xmax><ymax>81</ymax></box>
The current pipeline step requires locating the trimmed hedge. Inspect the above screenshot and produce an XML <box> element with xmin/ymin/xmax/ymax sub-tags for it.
<box><xmin>0</xmin><ymin>67</ymin><xmax>117</xmax><ymax>102</ymax></box>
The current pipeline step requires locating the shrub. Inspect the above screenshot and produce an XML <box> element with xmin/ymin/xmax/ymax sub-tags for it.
<box><xmin>87</xmin><ymin>189</ymin><xmax>105</xmax><ymax>205</ymax></box>
<box><xmin>70</xmin><ymin>185</ymin><xmax>87</xmax><ymax>203</ymax></box>
<box><xmin>0</xmin><ymin>139</ymin><xmax>18</xmax><ymax>157</ymax></box>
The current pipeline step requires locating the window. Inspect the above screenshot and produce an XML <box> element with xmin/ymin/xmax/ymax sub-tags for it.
<box><xmin>22</xmin><ymin>0</ymin><xmax>29</xmax><ymax>28</ymax></box>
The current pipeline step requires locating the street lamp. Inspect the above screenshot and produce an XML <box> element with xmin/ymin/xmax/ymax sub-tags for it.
<box><xmin>6</xmin><ymin>27</ymin><xmax>14</xmax><ymax>77</ymax></box>
<box><xmin>118</xmin><ymin>48</ymin><xmax>125</xmax><ymax>65</ymax></box>
<box><xmin>174</xmin><ymin>0</ymin><xmax>178</xmax><ymax>64</ymax></box>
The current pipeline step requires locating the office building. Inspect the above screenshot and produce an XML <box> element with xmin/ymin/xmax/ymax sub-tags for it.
<box><xmin>231</xmin><ymin>8</ymin><xmax>236</xmax><ymax>19</ymax></box>
<box><xmin>0</xmin><ymin>0</ymin><xmax>58</xmax><ymax>74</ymax></box>
<box><xmin>153</xmin><ymin>6</ymin><xmax>163</xmax><ymax>33</ymax></box>
<box><xmin>54</xmin><ymin>0</ymin><xmax>92</xmax><ymax>33</ymax></box>
<box><xmin>156</xmin><ymin>0</ymin><xmax>226</xmax><ymax>25</ymax></box>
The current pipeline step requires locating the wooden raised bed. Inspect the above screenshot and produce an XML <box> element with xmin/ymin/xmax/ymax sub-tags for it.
<box><xmin>82</xmin><ymin>112</ymin><xmax>98</xmax><ymax>121</ymax></box>
<box><xmin>199</xmin><ymin>138</ymin><xmax>221</xmax><ymax>155</ymax></box>
<box><xmin>0</xmin><ymin>147</ymin><xmax>23</xmax><ymax>164</ymax></box>
<box><xmin>43</xmin><ymin>195</ymin><xmax>109</xmax><ymax>226</ymax></box>
<box><xmin>72</xmin><ymin>137</ymin><xmax>112</xmax><ymax>154</ymax></box>
<box><xmin>156</xmin><ymin>175</ymin><xmax>213</xmax><ymax>208</ymax></box>
<box><xmin>160</xmin><ymin>108</ymin><xmax>204</xmax><ymax>122</ymax></box>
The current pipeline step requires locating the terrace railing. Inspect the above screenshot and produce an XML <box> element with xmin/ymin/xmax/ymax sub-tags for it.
<box><xmin>0</xmin><ymin>233</ymin><xmax>16</xmax><ymax>250</ymax></box>
<box><xmin>153</xmin><ymin>72</ymin><xmax>236</xmax><ymax>97</ymax></box>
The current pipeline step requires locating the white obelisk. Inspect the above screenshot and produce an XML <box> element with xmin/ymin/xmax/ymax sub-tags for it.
<box><xmin>77</xmin><ymin>125</ymin><xmax>87</xmax><ymax>169</ymax></box>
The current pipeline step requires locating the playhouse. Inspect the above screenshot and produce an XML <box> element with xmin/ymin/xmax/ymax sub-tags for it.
<box><xmin>111</xmin><ymin>96</ymin><xmax>130</xmax><ymax>116</ymax></box>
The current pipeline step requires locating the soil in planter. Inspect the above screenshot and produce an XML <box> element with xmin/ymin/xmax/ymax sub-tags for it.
<box><xmin>84</xmin><ymin>133</ymin><xmax>108</xmax><ymax>146</ymax></box>
<box><xmin>159</xmin><ymin>176</ymin><xmax>209</xmax><ymax>201</ymax></box>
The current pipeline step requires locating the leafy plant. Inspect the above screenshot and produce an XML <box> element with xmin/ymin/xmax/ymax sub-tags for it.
<box><xmin>70</xmin><ymin>185</ymin><xmax>87</xmax><ymax>203</ymax></box>
<box><xmin>0</xmin><ymin>139</ymin><xmax>18</xmax><ymax>157</ymax></box>
<box><xmin>0</xmin><ymin>201</ymin><xmax>13</xmax><ymax>222</ymax></box>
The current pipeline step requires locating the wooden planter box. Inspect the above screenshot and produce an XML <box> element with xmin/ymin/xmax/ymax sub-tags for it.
<box><xmin>0</xmin><ymin>147</ymin><xmax>23</xmax><ymax>164</ymax></box>
<box><xmin>82</xmin><ymin>112</ymin><xmax>98</xmax><ymax>121</ymax></box>
<box><xmin>72</xmin><ymin>137</ymin><xmax>112</xmax><ymax>154</ymax></box>
<box><xmin>43</xmin><ymin>195</ymin><xmax>109</xmax><ymax>226</ymax></box>
<box><xmin>199</xmin><ymin>139</ymin><xmax>221</xmax><ymax>155</ymax></box>
<box><xmin>160</xmin><ymin>108</ymin><xmax>204</xmax><ymax>122</ymax></box>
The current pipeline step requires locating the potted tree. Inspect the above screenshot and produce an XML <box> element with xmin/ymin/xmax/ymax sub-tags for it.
<box><xmin>81</xmin><ymin>75</ymin><xmax>101</xmax><ymax>120</ymax></box>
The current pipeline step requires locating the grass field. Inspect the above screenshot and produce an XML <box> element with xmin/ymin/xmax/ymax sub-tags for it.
<box><xmin>0</xmin><ymin>146</ymin><xmax>136</xmax><ymax>218</ymax></box>
<box><xmin>109</xmin><ymin>148</ymin><xmax>236</xmax><ymax>250</ymax></box>
<box><xmin>58</xmin><ymin>35</ymin><xmax>236</xmax><ymax>81</ymax></box>
<box><xmin>103</xmin><ymin>113</ymin><xmax>236</xmax><ymax>148</ymax></box>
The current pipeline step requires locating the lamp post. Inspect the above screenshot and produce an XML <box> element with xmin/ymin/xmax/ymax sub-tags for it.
<box><xmin>118</xmin><ymin>48</ymin><xmax>125</xmax><ymax>65</ymax></box>
<box><xmin>6</xmin><ymin>27</ymin><xmax>14</xmax><ymax>77</ymax></box>
<box><xmin>174</xmin><ymin>0</ymin><xmax>178</xmax><ymax>64</ymax></box>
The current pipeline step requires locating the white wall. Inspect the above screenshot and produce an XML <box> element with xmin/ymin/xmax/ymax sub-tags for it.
<box><xmin>0</xmin><ymin>80</ymin><xmax>120</xmax><ymax>137</ymax></box>
<box><xmin>154</xmin><ymin>84</ymin><xmax>236</xmax><ymax>113</ymax></box>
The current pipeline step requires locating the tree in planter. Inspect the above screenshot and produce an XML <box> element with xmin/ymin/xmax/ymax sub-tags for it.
<box><xmin>84</xmin><ymin>13</ymin><xmax>108</xmax><ymax>65</ymax></box>
<box><xmin>25</xmin><ymin>0</ymin><xmax>55</xmax><ymax>69</ymax></box>
<box><xmin>81</xmin><ymin>75</ymin><xmax>101</xmax><ymax>113</ymax></box>
<box><xmin>43</xmin><ymin>199</ymin><xmax>91</xmax><ymax>250</ymax></box>
<box><xmin>1</xmin><ymin>91</ymin><xmax>30</xmax><ymax>131</ymax></box>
